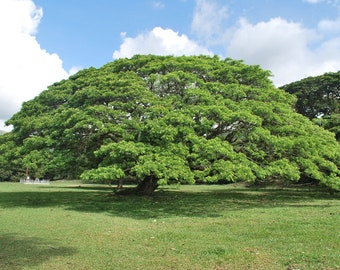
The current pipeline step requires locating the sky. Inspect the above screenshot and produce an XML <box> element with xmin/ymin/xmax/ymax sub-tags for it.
<box><xmin>1</xmin><ymin>0</ymin><xmax>340</xmax><ymax>131</ymax></box>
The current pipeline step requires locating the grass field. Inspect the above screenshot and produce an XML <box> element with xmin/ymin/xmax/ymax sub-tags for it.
<box><xmin>0</xmin><ymin>181</ymin><xmax>339</xmax><ymax>270</ymax></box>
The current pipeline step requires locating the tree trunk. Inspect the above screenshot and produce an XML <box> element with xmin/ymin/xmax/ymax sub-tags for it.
<box><xmin>136</xmin><ymin>176</ymin><xmax>158</xmax><ymax>196</ymax></box>
<box><xmin>117</xmin><ymin>179</ymin><xmax>123</xmax><ymax>189</ymax></box>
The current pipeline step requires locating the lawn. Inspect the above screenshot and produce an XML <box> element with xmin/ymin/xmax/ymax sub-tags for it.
<box><xmin>0</xmin><ymin>181</ymin><xmax>339</xmax><ymax>270</ymax></box>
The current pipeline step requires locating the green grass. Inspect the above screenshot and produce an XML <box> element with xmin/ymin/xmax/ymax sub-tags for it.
<box><xmin>0</xmin><ymin>181</ymin><xmax>339</xmax><ymax>270</ymax></box>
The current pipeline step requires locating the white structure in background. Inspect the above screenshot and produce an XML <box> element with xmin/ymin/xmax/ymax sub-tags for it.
<box><xmin>20</xmin><ymin>177</ymin><xmax>50</xmax><ymax>184</ymax></box>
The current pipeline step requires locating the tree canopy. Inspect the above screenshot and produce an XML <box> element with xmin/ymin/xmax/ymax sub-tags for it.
<box><xmin>1</xmin><ymin>55</ymin><xmax>339</xmax><ymax>194</ymax></box>
<box><xmin>280</xmin><ymin>71</ymin><xmax>340</xmax><ymax>141</ymax></box>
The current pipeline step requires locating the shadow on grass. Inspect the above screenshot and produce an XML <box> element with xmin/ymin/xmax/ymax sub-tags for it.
<box><xmin>0</xmin><ymin>184</ymin><xmax>338</xmax><ymax>220</ymax></box>
<box><xmin>0</xmin><ymin>233</ymin><xmax>77</xmax><ymax>270</ymax></box>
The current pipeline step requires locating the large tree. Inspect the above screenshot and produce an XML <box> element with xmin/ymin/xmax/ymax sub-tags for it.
<box><xmin>1</xmin><ymin>55</ymin><xmax>339</xmax><ymax>194</ymax></box>
<box><xmin>280</xmin><ymin>71</ymin><xmax>340</xmax><ymax>141</ymax></box>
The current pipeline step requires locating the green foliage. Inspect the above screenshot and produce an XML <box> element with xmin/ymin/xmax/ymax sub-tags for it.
<box><xmin>280</xmin><ymin>71</ymin><xmax>340</xmax><ymax>119</ymax></box>
<box><xmin>315</xmin><ymin>113</ymin><xmax>340</xmax><ymax>141</ymax></box>
<box><xmin>80</xmin><ymin>166</ymin><xmax>125</xmax><ymax>183</ymax></box>
<box><xmin>280</xmin><ymin>71</ymin><xmax>340</xmax><ymax>140</ymax></box>
<box><xmin>0</xmin><ymin>133</ymin><xmax>23</xmax><ymax>181</ymax></box>
<box><xmin>1</xmin><ymin>55</ymin><xmax>340</xmax><ymax>193</ymax></box>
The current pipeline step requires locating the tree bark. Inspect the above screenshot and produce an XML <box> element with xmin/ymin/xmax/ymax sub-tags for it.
<box><xmin>135</xmin><ymin>176</ymin><xmax>158</xmax><ymax>196</ymax></box>
<box><xmin>117</xmin><ymin>179</ymin><xmax>123</xmax><ymax>189</ymax></box>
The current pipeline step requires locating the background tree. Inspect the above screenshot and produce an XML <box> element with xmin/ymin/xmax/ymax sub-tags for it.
<box><xmin>280</xmin><ymin>71</ymin><xmax>340</xmax><ymax>141</ymax></box>
<box><xmin>1</xmin><ymin>55</ymin><xmax>339</xmax><ymax>194</ymax></box>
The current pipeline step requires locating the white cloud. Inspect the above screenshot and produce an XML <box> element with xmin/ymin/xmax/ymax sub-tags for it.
<box><xmin>112</xmin><ymin>27</ymin><xmax>213</xmax><ymax>59</ymax></box>
<box><xmin>318</xmin><ymin>17</ymin><xmax>340</xmax><ymax>33</ymax></box>
<box><xmin>0</xmin><ymin>0</ymin><xmax>68</xmax><ymax>131</ymax></box>
<box><xmin>303</xmin><ymin>0</ymin><xmax>340</xmax><ymax>5</ymax></box>
<box><xmin>1</xmin><ymin>0</ymin><xmax>42</xmax><ymax>36</ymax></box>
<box><xmin>226</xmin><ymin>18</ymin><xmax>317</xmax><ymax>86</ymax></box>
<box><xmin>226</xmin><ymin>17</ymin><xmax>340</xmax><ymax>86</ymax></box>
<box><xmin>69</xmin><ymin>66</ymin><xmax>83</xmax><ymax>76</ymax></box>
<box><xmin>191</xmin><ymin>0</ymin><xmax>228</xmax><ymax>44</ymax></box>
<box><xmin>113</xmin><ymin>11</ymin><xmax>340</xmax><ymax>87</ymax></box>
<box><xmin>303</xmin><ymin>0</ymin><xmax>323</xmax><ymax>3</ymax></box>
<box><xmin>152</xmin><ymin>1</ymin><xmax>165</xmax><ymax>9</ymax></box>
<box><xmin>187</xmin><ymin>0</ymin><xmax>340</xmax><ymax>86</ymax></box>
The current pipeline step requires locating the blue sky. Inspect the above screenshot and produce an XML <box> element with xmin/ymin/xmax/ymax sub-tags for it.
<box><xmin>33</xmin><ymin>0</ymin><xmax>339</xmax><ymax>71</ymax></box>
<box><xmin>1</xmin><ymin>0</ymin><xmax>340</xmax><ymax>130</ymax></box>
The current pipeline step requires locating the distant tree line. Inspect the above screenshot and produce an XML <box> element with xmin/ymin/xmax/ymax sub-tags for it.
<box><xmin>280</xmin><ymin>71</ymin><xmax>340</xmax><ymax>141</ymax></box>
